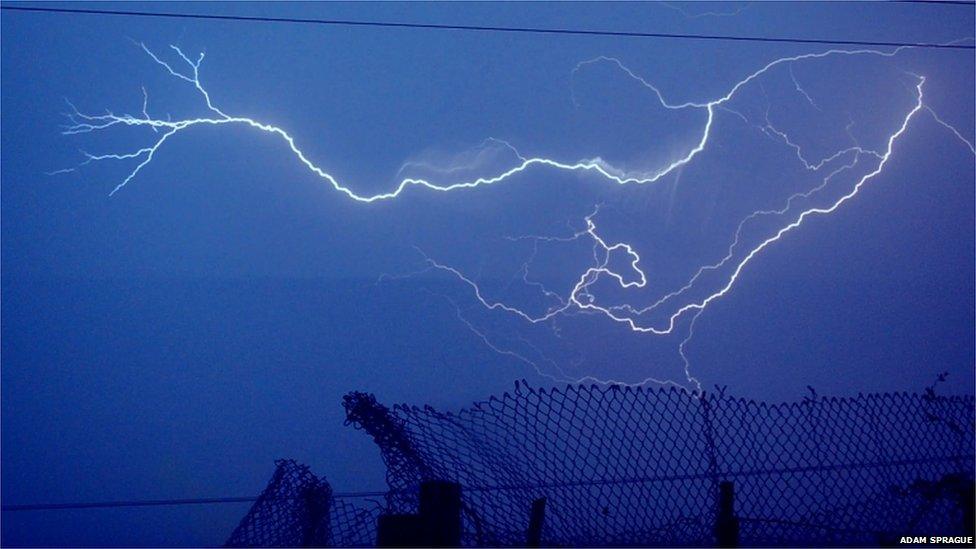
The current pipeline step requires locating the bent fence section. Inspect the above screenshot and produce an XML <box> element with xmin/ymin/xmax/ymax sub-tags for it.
<box><xmin>229</xmin><ymin>384</ymin><xmax>975</xmax><ymax>546</ymax></box>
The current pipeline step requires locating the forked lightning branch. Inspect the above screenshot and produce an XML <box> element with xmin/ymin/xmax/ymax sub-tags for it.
<box><xmin>55</xmin><ymin>40</ymin><xmax>975</xmax><ymax>392</ymax></box>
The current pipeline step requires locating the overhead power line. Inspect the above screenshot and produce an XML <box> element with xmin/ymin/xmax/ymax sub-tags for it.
<box><xmin>1</xmin><ymin>5</ymin><xmax>973</xmax><ymax>50</ymax></box>
<box><xmin>891</xmin><ymin>0</ymin><xmax>975</xmax><ymax>5</ymax></box>
<box><xmin>1</xmin><ymin>491</ymin><xmax>389</xmax><ymax>512</ymax></box>
<box><xmin>4</xmin><ymin>453</ymin><xmax>968</xmax><ymax>512</ymax></box>
<box><xmin>3</xmin><ymin>496</ymin><xmax>263</xmax><ymax>512</ymax></box>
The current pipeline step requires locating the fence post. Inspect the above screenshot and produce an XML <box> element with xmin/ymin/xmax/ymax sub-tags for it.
<box><xmin>376</xmin><ymin>513</ymin><xmax>425</xmax><ymax>547</ymax></box>
<box><xmin>299</xmin><ymin>486</ymin><xmax>328</xmax><ymax>547</ymax></box>
<box><xmin>715</xmin><ymin>480</ymin><xmax>739</xmax><ymax>548</ymax></box>
<box><xmin>420</xmin><ymin>480</ymin><xmax>462</xmax><ymax>547</ymax></box>
<box><xmin>526</xmin><ymin>497</ymin><xmax>547</xmax><ymax>547</ymax></box>
<box><xmin>957</xmin><ymin>476</ymin><xmax>975</xmax><ymax>537</ymax></box>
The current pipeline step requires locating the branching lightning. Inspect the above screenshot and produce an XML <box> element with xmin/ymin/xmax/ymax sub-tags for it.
<box><xmin>926</xmin><ymin>105</ymin><xmax>976</xmax><ymax>155</ymax></box>
<box><xmin>658</xmin><ymin>1</ymin><xmax>752</xmax><ymax>20</ymax></box>
<box><xmin>57</xmin><ymin>39</ymin><xmax>975</xmax><ymax>393</ymax></box>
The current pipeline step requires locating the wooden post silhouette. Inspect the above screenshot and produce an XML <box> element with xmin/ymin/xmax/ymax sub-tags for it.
<box><xmin>376</xmin><ymin>514</ymin><xmax>425</xmax><ymax>547</ymax></box>
<box><xmin>715</xmin><ymin>481</ymin><xmax>739</xmax><ymax>548</ymax></box>
<box><xmin>420</xmin><ymin>480</ymin><xmax>462</xmax><ymax>547</ymax></box>
<box><xmin>956</xmin><ymin>476</ymin><xmax>975</xmax><ymax>538</ymax></box>
<box><xmin>299</xmin><ymin>486</ymin><xmax>327</xmax><ymax>547</ymax></box>
<box><xmin>376</xmin><ymin>481</ymin><xmax>461</xmax><ymax>546</ymax></box>
<box><xmin>526</xmin><ymin>497</ymin><xmax>547</xmax><ymax>547</ymax></box>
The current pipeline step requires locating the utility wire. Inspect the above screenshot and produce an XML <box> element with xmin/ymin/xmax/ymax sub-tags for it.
<box><xmin>1</xmin><ymin>5</ymin><xmax>973</xmax><ymax>50</ymax></box>
<box><xmin>1</xmin><ymin>491</ymin><xmax>389</xmax><ymax>512</ymax></box>
<box><xmin>891</xmin><ymin>0</ymin><xmax>975</xmax><ymax>5</ymax></box>
<box><xmin>1</xmin><ymin>0</ymin><xmax>972</xmax><ymax>514</ymax></box>
<box><xmin>5</xmin><ymin>453</ymin><xmax>970</xmax><ymax>512</ymax></box>
<box><xmin>3</xmin><ymin>497</ymin><xmax>264</xmax><ymax>512</ymax></box>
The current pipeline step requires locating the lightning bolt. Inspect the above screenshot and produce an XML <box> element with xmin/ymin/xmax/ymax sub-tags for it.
<box><xmin>57</xmin><ymin>39</ymin><xmax>973</xmax><ymax>392</ymax></box>
<box><xmin>788</xmin><ymin>63</ymin><xmax>823</xmax><ymax>112</ymax></box>
<box><xmin>62</xmin><ymin>43</ymin><xmax>930</xmax><ymax>197</ymax></box>
<box><xmin>925</xmin><ymin>105</ymin><xmax>976</xmax><ymax>155</ymax></box>
<box><xmin>658</xmin><ymin>1</ymin><xmax>752</xmax><ymax>20</ymax></box>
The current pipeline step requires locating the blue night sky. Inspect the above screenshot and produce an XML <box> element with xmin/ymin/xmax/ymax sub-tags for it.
<box><xmin>2</xmin><ymin>2</ymin><xmax>974</xmax><ymax>546</ymax></box>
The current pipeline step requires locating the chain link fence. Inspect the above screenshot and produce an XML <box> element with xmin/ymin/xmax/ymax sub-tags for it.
<box><xmin>229</xmin><ymin>383</ymin><xmax>974</xmax><ymax>546</ymax></box>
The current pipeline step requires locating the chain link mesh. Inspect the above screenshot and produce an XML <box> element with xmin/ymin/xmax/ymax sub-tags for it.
<box><xmin>227</xmin><ymin>384</ymin><xmax>973</xmax><ymax>546</ymax></box>
<box><xmin>226</xmin><ymin>460</ymin><xmax>333</xmax><ymax>547</ymax></box>
<box><xmin>343</xmin><ymin>383</ymin><xmax>974</xmax><ymax>546</ymax></box>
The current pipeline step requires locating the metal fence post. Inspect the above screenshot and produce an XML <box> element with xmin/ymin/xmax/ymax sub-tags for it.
<box><xmin>957</xmin><ymin>476</ymin><xmax>975</xmax><ymax>537</ymax></box>
<box><xmin>299</xmin><ymin>486</ymin><xmax>328</xmax><ymax>547</ymax></box>
<box><xmin>526</xmin><ymin>497</ymin><xmax>547</xmax><ymax>547</ymax></box>
<box><xmin>715</xmin><ymin>480</ymin><xmax>739</xmax><ymax>548</ymax></box>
